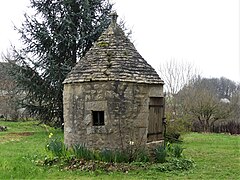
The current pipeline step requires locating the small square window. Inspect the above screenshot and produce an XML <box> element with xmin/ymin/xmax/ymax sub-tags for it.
<box><xmin>92</xmin><ymin>111</ymin><xmax>104</xmax><ymax>126</ymax></box>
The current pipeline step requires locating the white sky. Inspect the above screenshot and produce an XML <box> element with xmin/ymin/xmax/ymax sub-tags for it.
<box><xmin>0</xmin><ymin>0</ymin><xmax>239</xmax><ymax>83</ymax></box>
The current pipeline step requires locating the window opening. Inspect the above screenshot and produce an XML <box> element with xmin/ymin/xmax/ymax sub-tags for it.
<box><xmin>92</xmin><ymin>111</ymin><xmax>104</xmax><ymax>126</ymax></box>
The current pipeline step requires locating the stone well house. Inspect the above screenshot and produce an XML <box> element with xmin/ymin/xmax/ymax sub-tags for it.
<box><xmin>63</xmin><ymin>13</ymin><xmax>165</xmax><ymax>150</ymax></box>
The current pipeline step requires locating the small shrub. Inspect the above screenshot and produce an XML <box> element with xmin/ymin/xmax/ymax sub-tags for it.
<box><xmin>165</xmin><ymin>114</ymin><xmax>191</xmax><ymax>134</ymax></box>
<box><xmin>99</xmin><ymin>149</ymin><xmax>131</xmax><ymax>163</ymax></box>
<box><xmin>156</xmin><ymin>158</ymin><xmax>195</xmax><ymax>172</ymax></box>
<box><xmin>72</xmin><ymin>144</ymin><xmax>95</xmax><ymax>160</ymax></box>
<box><xmin>98</xmin><ymin>148</ymin><xmax>150</xmax><ymax>163</ymax></box>
<box><xmin>165</xmin><ymin>132</ymin><xmax>182</xmax><ymax>143</ymax></box>
<box><xmin>212</xmin><ymin>120</ymin><xmax>240</xmax><ymax>134</ymax></box>
<box><xmin>100</xmin><ymin>149</ymin><xmax>115</xmax><ymax>162</ymax></box>
<box><xmin>170</xmin><ymin>144</ymin><xmax>184</xmax><ymax>158</ymax></box>
<box><xmin>114</xmin><ymin>150</ymin><xmax>130</xmax><ymax>163</ymax></box>
<box><xmin>169</xmin><ymin>158</ymin><xmax>195</xmax><ymax>171</ymax></box>
<box><xmin>134</xmin><ymin>148</ymin><xmax>150</xmax><ymax>163</ymax></box>
<box><xmin>155</xmin><ymin>145</ymin><xmax>167</xmax><ymax>163</ymax></box>
<box><xmin>46</xmin><ymin>136</ymin><xmax>68</xmax><ymax>158</ymax></box>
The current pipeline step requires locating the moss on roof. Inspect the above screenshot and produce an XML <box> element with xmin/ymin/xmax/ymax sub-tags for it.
<box><xmin>64</xmin><ymin>13</ymin><xmax>163</xmax><ymax>85</ymax></box>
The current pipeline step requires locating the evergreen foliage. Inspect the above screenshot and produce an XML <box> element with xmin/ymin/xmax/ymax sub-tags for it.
<box><xmin>6</xmin><ymin>0</ymin><xmax>112</xmax><ymax>127</ymax></box>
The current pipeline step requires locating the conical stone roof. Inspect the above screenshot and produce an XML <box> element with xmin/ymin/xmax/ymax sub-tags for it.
<box><xmin>63</xmin><ymin>12</ymin><xmax>163</xmax><ymax>85</ymax></box>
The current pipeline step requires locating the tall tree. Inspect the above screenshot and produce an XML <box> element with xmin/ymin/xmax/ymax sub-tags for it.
<box><xmin>193</xmin><ymin>77</ymin><xmax>239</xmax><ymax>100</ymax></box>
<box><xmin>158</xmin><ymin>59</ymin><xmax>199</xmax><ymax>124</ymax></box>
<box><xmin>6</xmin><ymin>0</ymin><xmax>112</xmax><ymax>127</ymax></box>
<box><xmin>177</xmin><ymin>77</ymin><xmax>239</xmax><ymax>132</ymax></box>
<box><xmin>158</xmin><ymin>59</ymin><xmax>199</xmax><ymax>95</ymax></box>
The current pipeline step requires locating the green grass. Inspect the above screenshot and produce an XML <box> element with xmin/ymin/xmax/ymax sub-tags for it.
<box><xmin>0</xmin><ymin>120</ymin><xmax>239</xmax><ymax>179</ymax></box>
<box><xmin>182</xmin><ymin>133</ymin><xmax>240</xmax><ymax>179</ymax></box>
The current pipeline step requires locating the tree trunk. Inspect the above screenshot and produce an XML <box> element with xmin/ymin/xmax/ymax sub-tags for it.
<box><xmin>203</xmin><ymin>120</ymin><xmax>211</xmax><ymax>132</ymax></box>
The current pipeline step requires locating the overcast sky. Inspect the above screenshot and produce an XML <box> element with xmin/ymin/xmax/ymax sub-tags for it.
<box><xmin>0</xmin><ymin>0</ymin><xmax>239</xmax><ymax>83</ymax></box>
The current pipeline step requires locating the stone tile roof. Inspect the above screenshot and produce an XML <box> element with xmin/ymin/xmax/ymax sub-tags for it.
<box><xmin>63</xmin><ymin>13</ymin><xmax>163</xmax><ymax>85</ymax></box>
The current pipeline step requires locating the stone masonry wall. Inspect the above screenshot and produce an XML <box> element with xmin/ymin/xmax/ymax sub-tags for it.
<box><xmin>64</xmin><ymin>81</ymin><xmax>163</xmax><ymax>150</ymax></box>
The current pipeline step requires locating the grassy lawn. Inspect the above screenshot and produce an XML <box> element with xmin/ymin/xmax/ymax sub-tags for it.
<box><xmin>0</xmin><ymin>120</ymin><xmax>239</xmax><ymax>179</ymax></box>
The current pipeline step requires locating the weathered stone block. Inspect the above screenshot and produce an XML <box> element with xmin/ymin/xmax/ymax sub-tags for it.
<box><xmin>149</xmin><ymin>86</ymin><xmax>164</xmax><ymax>97</ymax></box>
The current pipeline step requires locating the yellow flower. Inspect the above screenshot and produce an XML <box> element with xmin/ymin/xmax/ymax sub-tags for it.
<box><xmin>49</xmin><ymin>133</ymin><xmax>53</xmax><ymax>138</ymax></box>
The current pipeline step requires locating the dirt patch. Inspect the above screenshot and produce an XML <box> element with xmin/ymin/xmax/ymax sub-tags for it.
<box><xmin>0</xmin><ymin>132</ymin><xmax>34</xmax><ymax>143</ymax></box>
<box><xmin>8</xmin><ymin>132</ymin><xmax>34</xmax><ymax>136</ymax></box>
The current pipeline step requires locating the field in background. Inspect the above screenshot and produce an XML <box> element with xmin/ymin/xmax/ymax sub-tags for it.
<box><xmin>0</xmin><ymin>120</ymin><xmax>239</xmax><ymax>179</ymax></box>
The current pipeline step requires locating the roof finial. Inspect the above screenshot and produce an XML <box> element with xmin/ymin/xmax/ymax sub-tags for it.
<box><xmin>110</xmin><ymin>11</ymin><xmax>118</xmax><ymax>26</ymax></box>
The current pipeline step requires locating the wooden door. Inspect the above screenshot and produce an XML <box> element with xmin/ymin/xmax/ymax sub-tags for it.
<box><xmin>147</xmin><ymin>97</ymin><xmax>164</xmax><ymax>142</ymax></box>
